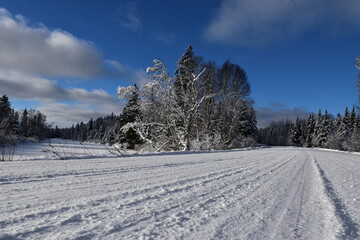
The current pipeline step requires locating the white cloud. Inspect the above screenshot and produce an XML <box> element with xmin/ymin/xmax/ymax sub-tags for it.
<box><xmin>37</xmin><ymin>102</ymin><xmax>123</xmax><ymax>128</ymax></box>
<box><xmin>0</xmin><ymin>70</ymin><xmax>116</xmax><ymax>104</ymax></box>
<box><xmin>0</xmin><ymin>70</ymin><xmax>123</xmax><ymax>127</ymax></box>
<box><xmin>0</xmin><ymin>8</ymin><xmax>146</xmax><ymax>127</ymax></box>
<box><xmin>0</xmin><ymin>8</ymin><xmax>103</xmax><ymax>77</ymax></box>
<box><xmin>204</xmin><ymin>0</ymin><xmax>360</xmax><ymax>46</ymax></box>
<box><xmin>0</xmin><ymin>8</ymin><xmax>145</xmax><ymax>81</ymax></box>
<box><xmin>113</xmin><ymin>2</ymin><xmax>141</xmax><ymax>33</ymax></box>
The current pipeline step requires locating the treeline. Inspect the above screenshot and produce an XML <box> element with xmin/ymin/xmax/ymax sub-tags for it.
<box><xmin>0</xmin><ymin>95</ymin><xmax>50</xmax><ymax>160</ymax></box>
<box><xmin>54</xmin><ymin>114</ymin><xmax>122</xmax><ymax>146</ymax></box>
<box><xmin>258</xmin><ymin>107</ymin><xmax>360</xmax><ymax>152</ymax></box>
<box><xmin>0</xmin><ymin>95</ymin><xmax>49</xmax><ymax>141</ymax></box>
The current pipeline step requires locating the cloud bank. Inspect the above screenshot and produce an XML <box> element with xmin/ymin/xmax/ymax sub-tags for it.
<box><xmin>0</xmin><ymin>8</ymin><xmax>103</xmax><ymax>78</ymax></box>
<box><xmin>205</xmin><ymin>0</ymin><xmax>360</xmax><ymax>46</ymax></box>
<box><xmin>256</xmin><ymin>103</ymin><xmax>310</xmax><ymax>128</ymax></box>
<box><xmin>0</xmin><ymin>8</ymin><xmax>143</xmax><ymax>127</ymax></box>
<box><xmin>37</xmin><ymin>103</ymin><xmax>123</xmax><ymax>128</ymax></box>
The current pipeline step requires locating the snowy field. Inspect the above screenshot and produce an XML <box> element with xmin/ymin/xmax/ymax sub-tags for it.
<box><xmin>11</xmin><ymin>139</ymin><xmax>124</xmax><ymax>161</ymax></box>
<box><xmin>1</xmin><ymin>142</ymin><xmax>360</xmax><ymax>240</ymax></box>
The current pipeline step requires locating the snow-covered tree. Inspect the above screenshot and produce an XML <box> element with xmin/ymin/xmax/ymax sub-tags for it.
<box><xmin>118</xmin><ymin>60</ymin><xmax>179</xmax><ymax>151</ymax></box>
<box><xmin>349</xmin><ymin>106</ymin><xmax>356</xmax><ymax>133</ymax></box>
<box><xmin>117</xmin><ymin>46</ymin><xmax>257</xmax><ymax>151</ymax></box>
<box><xmin>306</xmin><ymin>113</ymin><xmax>315</xmax><ymax>147</ymax></box>
<box><xmin>338</xmin><ymin>107</ymin><xmax>351</xmax><ymax>140</ymax></box>
<box><xmin>20</xmin><ymin>109</ymin><xmax>29</xmax><ymax>137</ymax></box>
<box><xmin>0</xmin><ymin>95</ymin><xmax>12</xmax><ymax>126</ymax></box>
<box><xmin>174</xmin><ymin>45</ymin><xmax>197</xmax><ymax>109</ymax></box>
<box><xmin>118</xmin><ymin>84</ymin><xmax>142</xmax><ymax>149</ymax></box>
<box><xmin>291</xmin><ymin>118</ymin><xmax>303</xmax><ymax>146</ymax></box>
<box><xmin>317</xmin><ymin>110</ymin><xmax>330</xmax><ymax>147</ymax></box>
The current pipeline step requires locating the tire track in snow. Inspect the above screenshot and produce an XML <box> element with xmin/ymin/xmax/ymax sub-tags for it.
<box><xmin>173</xmin><ymin>151</ymin><xmax>301</xmax><ymax>240</ymax></box>
<box><xmin>269</xmin><ymin>151</ymin><xmax>307</xmax><ymax>239</ymax></box>
<box><xmin>2</xmin><ymin>153</ymin><xmax>277</xmax><ymax>238</ymax></box>
<box><xmin>311</xmin><ymin>153</ymin><xmax>359</xmax><ymax>239</ymax></box>
<box><xmin>106</xmin><ymin>153</ymin><xmax>297</xmax><ymax>238</ymax></box>
<box><xmin>202</xmin><ymin>150</ymin><xmax>302</xmax><ymax>240</ymax></box>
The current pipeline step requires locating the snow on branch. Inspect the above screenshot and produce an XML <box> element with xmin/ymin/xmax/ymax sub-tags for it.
<box><xmin>117</xmin><ymin>85</ymin><xmax>136</xmax><ymax>99</ymax></box>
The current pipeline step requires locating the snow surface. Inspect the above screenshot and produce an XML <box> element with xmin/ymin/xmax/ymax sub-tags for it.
<box><xmin>12</xmin><ymin>139</ymin><xmax>125</xmax><ymax>161</ymax></box>
<box><xmin>1</xmin><ymin>144</ymin><xmax>360</xmax><ymax>239</ymax></box>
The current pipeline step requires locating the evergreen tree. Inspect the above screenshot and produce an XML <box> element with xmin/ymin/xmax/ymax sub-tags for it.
<box><xmin>291</xmin><ymin>118</ymin><xmax>303</xmax><ymax>146</ymax></box>
<box><xmin>338</xmin><ymin>107</ymin><xmax>351</xmax><ymax>140</ymax></box>
<box><xmin>174</xmin><ymin>45</ymin><xmax>197</xmax><ymax>109</ymax></box>
<box><xmin>0</xmin><ymin>95</ymin><xmax>12</xmax><ymax>123</ymax></box>
<box><xmin>20</xmin><ymin>109</ymin><xmax>29</xmax><ymax>137</ymax></box>
<box><xmin>333</xmin><ymin>113</ymin><xmax>342</xmax><ymax>132</ymax></box>
<box><xmin>306</xmin><ymin>113</ymin><xmax>315</xmax><ymax>147</ymax></box>
<box><xmin>349</xmin><ymin>107</ymin><xmax>356</xmax><ymax>132</ymax></box>
<box><xmin>318</xmin><ymin>110</ymin><xmax>330</xmax><ymax>147</ymax></box>
<box><xmin>313</xmin><ymin>109</ymin><xmax>323</xmax><ymax>146</ymax></box>
<box><xmin>119</xmin><ymin>84</ymin><xmax>142</xmax><ymax>149</ymax></box>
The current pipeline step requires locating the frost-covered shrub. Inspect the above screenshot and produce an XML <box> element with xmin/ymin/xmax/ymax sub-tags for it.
<box><xmin>231</xmin><ymin>136</ymin><xmax>257</xmax><ymax>149</ymax></box>
<box><xmin>325</xmin><ymin>134</ymin><xmax>344</xmax><ymax>151</ymax></box>
<box><xmin>0</xmin><ymin>134</ymin><xmax>17</xmax><ymax>161</ymax></box>
<box><xmin>343</xmin><ymin>133</ymin><xmax>360</xmax><ymax>152</ymax></box>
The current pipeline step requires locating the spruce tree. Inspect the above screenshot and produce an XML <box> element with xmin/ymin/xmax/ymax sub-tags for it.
<box><xmin>291</xmin><ymin>117</ymin><xmax>303</xmax><ymax>146</ymax></box>
<box><xmin>318</xmin><ymin>110</ymin><xmax>330</xmax><ymax>147</ymax></box>
<box><xmin>338</xmin><ymin>107</ymin><xmax>351</xmax><ymax>140</ymax></box>
<box><xmin>173</xmin><ymin>45</ymin><xmax>200</xmax><ymax>150</ymax></box>
<box><xmin>174</xmin><ymin>45</ymin><xmax>196</xmax><ymax>108</ymax></box>
<box><xmin>334</xmin><ymin>113</ymin><xmax>342</xmax><ymax>132</ymax></box>
<box><xmin>313</xmin><ymin>110</ymin><xmax>323</xmax><ymax>146</ymax></box>
<box><xmin>119</xmin><ymin>84</ymin><xmax>142</xmax><ymax>149</ymax></box>
<box><xmin>0</xmin><ymin>95</ymin><xmax>12</xmax><ymax>123</ymax></box>
<box><xmin>20</xmin><ymin>109</ymin><xmax>29</xmax><ymax>137</ymax></box>
<box><xmin>349</xmin><ymin>107</ymin><xmax>356</xmax><ymax>132</ymax></box>
<box><xmin>306</xmin><ymin>113</ymin><xmax>315</xmax><ymax>147</ymax></box>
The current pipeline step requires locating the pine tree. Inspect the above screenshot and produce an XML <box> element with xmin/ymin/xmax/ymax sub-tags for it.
<box><xmin>291</xmin><ymin>117</ymin><xmax>303</xmax><ymax>146</ymax></box>
<box><xmin>349</xmin><ymin>107</ymin><xmax>356</xmax><ymax>132</ymax></box>
<box><xmin>313</xmin><ymin>109</ymin><xmax>323</xmax><ymax>146</ymax></box>
<box><xmin>119</xmin><ymin>84</ymin><xmax>142</xmax><ymax>149</ymax></box>
<box><xmin>338</xmin><ymin>107</ymin><xmax>351</xmax><ymax>140</ymax></box>
<box><xmin>318</xmin><ymin>110</ymin><xmax>330</xmax><ymax>147</ymax></box>
<box><xmin>0</xmin><ymin>95</ymin><xmax>12</xmax><ymax>123</ymax></box>
<box><xmin>306</xmin><ymin>113</ymin><xmax>315</xmax><ymax>147</ymax></box>
<box><xmin>174</xmin><ymin>45</ymin><xmax>197</xmax><ymax>109</ymax></box>
<box><xmin>334</xmin><ymin>113</ymin><xmax>342</xmax><ymax>132</ymax></box>
<box><xmin>20</xmin><ymin>109</ymin><xmax>29</xmax><ymax>137</ymax></box>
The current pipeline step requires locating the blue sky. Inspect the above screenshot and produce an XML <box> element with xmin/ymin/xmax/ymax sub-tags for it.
<box><xmin>0</xmin><ymin>0</ymin><xmax>359</xmax><ymax>127</ymax></box>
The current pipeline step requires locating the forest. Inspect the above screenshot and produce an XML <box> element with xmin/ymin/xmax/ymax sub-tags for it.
<box><xmin>1</xmin><ymin>47</ymin><xmax>359</xmax><ymax>157</ymax></box>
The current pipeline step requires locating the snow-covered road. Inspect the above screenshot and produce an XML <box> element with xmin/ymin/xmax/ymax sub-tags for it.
<box><xmin>1</xmin><ymin>147</ymin><xmax>359</xmax><ymax>239</ymax></box>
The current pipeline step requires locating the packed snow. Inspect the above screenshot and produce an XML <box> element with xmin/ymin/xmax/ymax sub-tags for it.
<box><xmin>1</xmin><ymin>142</ymin><xmax>359</xmax><ymax>239</ymax></box>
